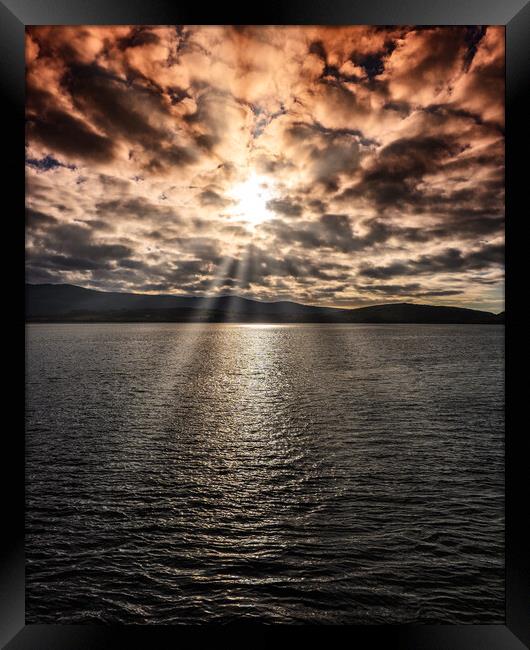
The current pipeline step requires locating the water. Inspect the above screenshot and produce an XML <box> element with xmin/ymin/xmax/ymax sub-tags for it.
<box><xmin>25</xmin><ymin>323</ymin><xmax>504</xmax><ymax>624</ymax></box>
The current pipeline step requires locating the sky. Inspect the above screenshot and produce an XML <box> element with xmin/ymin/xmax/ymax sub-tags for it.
<box><xmin>25</xmin><ymin>26</ymin><xmax>505</xmax><ymax>312</ymax></box>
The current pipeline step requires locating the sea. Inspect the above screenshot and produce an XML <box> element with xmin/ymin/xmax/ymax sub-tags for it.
<box><xmin>25</xmin><ymin>323</ymin><xmax>504</xmax><ymax>624</ymax></box>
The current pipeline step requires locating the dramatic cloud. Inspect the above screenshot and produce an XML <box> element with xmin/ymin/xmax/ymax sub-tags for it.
<box><xmin>25</xmin><ymin>25</ymin><xmax>504</xmax><ymax>311</ymax></box>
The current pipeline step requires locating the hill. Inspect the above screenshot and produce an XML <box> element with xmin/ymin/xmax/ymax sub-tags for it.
<box><xmin>25</xmin><ymin>283</ymin><xmax>504</xmax><ymax>324</ymax></box>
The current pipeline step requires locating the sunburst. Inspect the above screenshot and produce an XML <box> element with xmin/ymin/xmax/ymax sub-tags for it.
<box><xmin>229</xmin><ymin>173</ymin><xmax>274</xmax><ymax>227</ymax></box>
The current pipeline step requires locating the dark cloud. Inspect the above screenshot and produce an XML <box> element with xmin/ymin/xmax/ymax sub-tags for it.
<box><xmin>26</xmin><ymin>207</ymin><xmax>58</xmax><ymax>230</ymax></box>
<box><xmin>350</xmin><ymin>38</ymin><xmax>396</xmax><ymax>79</ymax></box>
<box><xmin>117</xmin><ymin>27</ymin><xmax>161</xmax><ymax>50</ymax></box>
<box><xmin>61</xmin><ymin>63</ymin><xmax>198</xmax><ymax>171</ymax></box>
<box><xmin>338</xmin><ymin>135</ymin><xmax>465</xmax><ymax>209</ymax></box>
<box><xmin>308</xmin><ymin>40</ymin><xmax>327</xmax><ymax>62</ymax></box>
<box><xmin>307</xmin><ymin>199</ymin><xmax>328</xmax><ymax>213</ymax></box>
<box><xmin>360</xmin><ymin>244</ymin><xmax>504</xmax><ymax>279</ymax></box>
<box><xmin>287</xmin><ymin>120</ymin><xmax>375</xmax><ymax>149</ymax></box>
<box><xmin>95</xmin><ymin>197</ymin><xmax>182</xmax><ymax>224</ymax></box>
<box><xmin>26</xmin><ymin>108</ymin><xmax>116</xmax><ymax>163</ymax></box>
<box><xmin>28</xmin><ymin>222</ymin><xmax>134</xmax><ymax>273</ymax></box>
<box><xmin>266</xmin><ymin>197</ymin><xmax>302</xmax><ymax>217</ymax></box>
<box><xmin>198</xmin><ymin>189</ymin><xmax>232</xmax><ymax>208</ymax></box>
<box><xmin>356</xmin><ymin>282</ymin><xmax>463</xmax><ymax>298</ymax></box>
<box><xmin>382</xmin><ymin>100</ymin><xmax>412</xmax><ymax>117</ymax></box>
<box><xmin>66</xmin><ymin>64</ymin><xmax>161</xmax><ymax>137</ymax></box>
<box><xmin>268</xmin><ymin>215</ymin><xmax>429</xmax><ymax>253</ymax></box>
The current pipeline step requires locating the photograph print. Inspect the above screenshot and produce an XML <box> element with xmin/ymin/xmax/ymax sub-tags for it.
<box><xmin>25</xmin><ymin>25</ymin><xmax>505</xmax><ymax>624</ymax></box>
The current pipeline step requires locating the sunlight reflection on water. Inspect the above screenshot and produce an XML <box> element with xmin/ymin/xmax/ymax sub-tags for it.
<box><xmin>26</xmin><ymin>323</ymin><xmax>504</xmax><ymax>624</ymax></box>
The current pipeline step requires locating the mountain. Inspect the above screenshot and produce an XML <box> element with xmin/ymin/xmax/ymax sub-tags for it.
<box><xmin>25</xmin><ymin>283</ymin><xmax>504</xmax><ymax>324</ymax></box>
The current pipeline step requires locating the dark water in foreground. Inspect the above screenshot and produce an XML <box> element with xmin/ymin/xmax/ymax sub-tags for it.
<box><xmin>26</xmin><ymin>323</ymin><xmax>504</xmax><ymax>624</ymax></box>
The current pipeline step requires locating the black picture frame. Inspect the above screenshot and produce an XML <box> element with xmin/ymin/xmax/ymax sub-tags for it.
<box><xmin>3</xmin><ymin>0</ymin><xmax>528</xmax><ymax>646</ymax></box>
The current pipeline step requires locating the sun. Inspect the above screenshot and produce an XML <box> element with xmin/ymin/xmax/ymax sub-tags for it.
<box><xmin>229</xmin><ymin>173</ymin><xmax>274</xmax><ymax>227</ymax></box>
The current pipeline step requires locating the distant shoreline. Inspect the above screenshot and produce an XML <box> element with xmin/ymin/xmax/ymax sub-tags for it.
<box><xmin>26</xmin><ymin>318</ymin><xmax>505</xmax><ymax>325</ymax></box>
<box><xmin>26</xmin><ymin>283</ymin><xmax>505</xmax><ymax>326</ymax></box>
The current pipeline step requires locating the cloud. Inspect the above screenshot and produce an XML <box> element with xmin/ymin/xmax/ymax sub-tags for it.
<box><xmin>198</xmin><ymin>188</ymin><xmax>233</xmax><ymax>208</ymax></box>
<box><xmin>24</xmin><ymin>25</ymin><xmax>505</xmax><ymax>311</ymax></box>
<box><xmin>359</xmin><ymin>244</ymin><xmax>504</xmax><ymax>279</ymax></box>
<box><xmin>339</xmin><ymin>135</ymin><xmax>463</xmax><ymax>208</ymax></box>
<box><xmin>355</xmin><ymin>282</ymin><xmax>463</xmax><ymax>298</ymax></box>
<box><xmin>27</xmin><ymin>108</ymin><xmax>117</xmax><ymax>163</ymax></box>
<box><xmin>266</xmin><ymin>197</ymin><xmax>302</xmax><ymax>217</ymax></box>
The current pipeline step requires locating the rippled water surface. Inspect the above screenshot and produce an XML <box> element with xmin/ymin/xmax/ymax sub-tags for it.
<box><xmin>26</xmin><ymin>323</ymin><xmax>504</xmax><ymax>624</ymax></box>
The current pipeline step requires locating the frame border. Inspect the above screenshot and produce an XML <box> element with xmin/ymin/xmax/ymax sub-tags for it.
<box><xmin>3</xmin><ymin>1</ymin><xmax>528</xmax><ymax>647</ymax></box>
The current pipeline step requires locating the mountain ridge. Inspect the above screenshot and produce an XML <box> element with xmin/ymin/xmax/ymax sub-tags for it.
<box><xmin>25</xmin><ymin>283</ymin><xmax>504</xmax><ymax>324</ymax></box>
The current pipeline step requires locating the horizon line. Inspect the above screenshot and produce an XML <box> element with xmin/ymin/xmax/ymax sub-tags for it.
<box><xmin>26</xmin><ymin>282</ymin><xmax>505</xmax><ymax>316</ymax></box>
